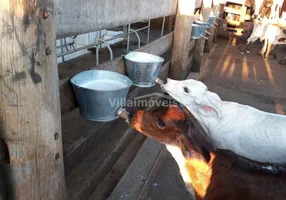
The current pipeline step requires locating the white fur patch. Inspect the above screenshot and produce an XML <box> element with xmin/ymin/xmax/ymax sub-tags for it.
<box><xmin>166</xmin><ymin>145</ymin><xmax>196</xmax><ymax>198</ymax></box>
<box><xmin>162</xmin><ymin>79</ymin><xmax>286</xmax><ymax>164</ymax></box>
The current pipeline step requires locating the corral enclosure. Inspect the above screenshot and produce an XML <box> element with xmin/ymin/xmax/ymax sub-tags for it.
<box><xmin>0</xmin><ymin>0</ymin><xmax>286</xmax><ymax>199</ymax></box>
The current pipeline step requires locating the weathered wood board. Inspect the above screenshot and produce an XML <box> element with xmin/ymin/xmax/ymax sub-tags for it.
<box><xmin>55</xmin><ymin>0</ymin><xmax>178</xmax><ymax>38</ymax></box>
<box><xmin>0</xmin><ymin>1</ymin><xmax>67</xmax><ymax>199</ymax></box>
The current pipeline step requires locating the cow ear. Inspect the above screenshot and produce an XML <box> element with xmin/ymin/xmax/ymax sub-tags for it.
<box><xmin>195</xmin><ymin>99</ymin><xmax>220</xmax><ymax>117</ymax></box>
<box><xmin>178</xmin><ymin>136</ymin><xmax>193</xmax><ymax>159</ymax></box>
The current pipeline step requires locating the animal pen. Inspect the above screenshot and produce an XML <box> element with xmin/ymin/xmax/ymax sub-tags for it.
<box><xmin>1</xmin><ymin>0</ymin><xmax>286</xmax><ymax>200</ymax></box>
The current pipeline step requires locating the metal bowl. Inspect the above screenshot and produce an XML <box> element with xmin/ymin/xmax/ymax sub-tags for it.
<box><xmin>124</xmin><ymin>52</ymin><xmax>164</xmax><ymax>87</ymax></box>
<box><xmin>208</xmin><ymin>16</ymin><xmax>216</xmax><ymax>27</ymax></box>
<box><xmin>70</xmin><ymin>69</ymin><xmax>133</xmax><ymax>122</ymax></box>
<box><xmin>194</xmin><ymin>20</ymin><xmax>209</xmax><ymax>28</ymax></box>
<box><xmin>191</xmin><ymin>24</ymin><xmax>207</xmax><ymax>39</ymax></box>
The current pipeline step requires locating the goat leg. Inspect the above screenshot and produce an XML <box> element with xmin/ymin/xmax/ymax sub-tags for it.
<box><xmin>264</xmin><ymin>41</ymin><xmax>273</xmax><ymax>59</ymax></box>
<box><xmin>258</xmin><ymin>39</ymin><xmax>267</xmax><ymax>57</ymax></box>
<box><xmin>241</xmin><ymin>42</ymin><xmax>252</xmax><ymax>54</ymax></box>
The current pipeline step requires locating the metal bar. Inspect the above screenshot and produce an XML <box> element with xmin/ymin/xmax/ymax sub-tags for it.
<box><xmin>127</xmin><ymin>24</ymin><xmax>131</xmax><ymax>53</ymax></box>
<box><xmin>57</xmin><ymin>32</ymin><xmax>126</xmax><ymax>57</ymax></box>
<box><xmin>147</xmin><ymin>20</ymin><xmax>151</xmax><ymax>44</ymax></box>
<box><xmin>99</xmin><ymin>31</ymin><xmax>102</xmax><ymax>49</ymax></box>
<box><xmin>201</xmin><ymin>35</ymin><xmax>208</xmax><ymax>40</ymax></box>
<box><xmin>60</xmin><ymin>39</ymin><xmax>65</xmax><ymax>62</ymax></box>
<box><xmin>161</xmin><ymin>17</ymin><xmax>166</xmax><ymax>37</ymax></box>
<box><xmin>134</xmin><ymin>26</ymin><xmax>150</xmax><ymax>32</ymax></box>
<box><xmin>97</xmin><ymin>38</ymin><xmax>114</xmax><ymax>60</ymax></box>
<box><xmin>57</xmin><ymin>22</ymin><xmax>151</xmax><ymax>58</ymax></box>
<box><xmin>123</xmin><ymin>25</ymin><xmax>127</xmax><ymax>40</ymax></box>
<box><xmin>96</xmin><ymin>45</ymin><xmax>99</xmax><ymax>65</ymax></box>
<box><xmin>130</xmin><ymin>29</ymin><xmax>141</xmax><ymax>49</ymax></box>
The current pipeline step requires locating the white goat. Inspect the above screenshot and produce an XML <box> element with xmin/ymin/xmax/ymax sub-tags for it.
<box><xmin>241</xmin><ymin>15</ymin><xmax>286</xmax><ymax>58</ymax></box>
<box><xmin>261</xmin><ymin>22</ymin><xmax>286</xmax><ymax>58</ymax></box>
<box><xmin>161</xmin><ymin>78</ymin><xmax>286</xmax><ymax>164</ymax></box>
<box><xmin>252</xmin><ymin>0</ymin><xmax>265</xmax><ymax>18</ymax></box>
<box><xmin>241</xmin><ymin>16</ymin><xmax>269</xmax><ymax>54</ymax></box>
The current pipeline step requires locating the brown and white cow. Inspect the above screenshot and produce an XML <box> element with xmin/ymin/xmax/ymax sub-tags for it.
<box><xmin>127</xmin><ymin>105</ymin><xmax>286</xmax><ymax>200</ymax></box>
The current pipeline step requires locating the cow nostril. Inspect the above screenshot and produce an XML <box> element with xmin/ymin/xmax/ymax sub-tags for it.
<box><xmin>183</xmin><ymin>87</ymin><xmax>189</xmax><ymax>93</ymax></box>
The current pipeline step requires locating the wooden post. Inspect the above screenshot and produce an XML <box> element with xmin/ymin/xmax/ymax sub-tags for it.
<box><xmin>168</xmin><ymin>15</ymin><xmax>174</xmax><ymax>33</ymax></box>
<box><xmin>217</xmin><ymin>3</ymin><xmax>225</xmax><ymax>37</ymax></box>
<box><xmin>204</xmin><ymin>27</ymin><xmax>215</xmax><ymax>52</ymax></box>
<box><xmin>192</xmin><ymin>0</ymin><xmax>212</xmax><ymax>72</ymax></box>
<box><xmin>170</xmin><ymin>0</ymin><xmax>196</xmax><ymax>80</ymax></box>
<box><xmin>213</xmin><ymin>18</ymin><xmax>218</xmax><ymax>43</ymax></box>
<box><xmin>0</xmin><ymin>1</ymin><xmax>67</xmax><ymax>200</ymax></box>
<box><xmin>213</xmin><ymin>3</ymin><xmax>223</xmax><ymax>42</ymax></box>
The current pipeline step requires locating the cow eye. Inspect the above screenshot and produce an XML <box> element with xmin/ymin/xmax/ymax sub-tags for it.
<box><xmin>157</xmin><ymin>119</ymin><xmax>166</xmax><ymax>128</ymax></box>
<box><xmin>183</xmin><ymin>87</ymin><xmax>189</xmax><ymax>93</ymax></box>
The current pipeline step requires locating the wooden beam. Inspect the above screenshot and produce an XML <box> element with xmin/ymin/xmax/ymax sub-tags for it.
<box><xmin>55</xmin><ymin>0</ymin><xmax>178</xmax><ymax>38</ymax></box>
<box><xmin>170</xmin><ymin>0</ymin><xmax>196</xmax><ymax>80</ymax></box>
<box><xmin>0</xmin><ymin>1</ymin><xmax>67</xmax><ymax>200</ymax></box>
<box><xmin>60</xmin><ymin>33</ymin><xmax>173</xmax><ymax>115</ymax></box>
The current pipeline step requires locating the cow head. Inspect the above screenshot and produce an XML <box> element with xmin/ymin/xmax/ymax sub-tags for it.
<box><xmin>129</xmin><ymin>105</ymin><xmax>187</xmax><ymax>146</ymax></box>
<box><xmin>129</xmin><ymin>105</ymin><xmax>214</xmax><ymax>161</ymax></box>
<box><xmin>161</xmin><ymin>79</ymin><xmax>222</xmax><ymax>128</ymax></box>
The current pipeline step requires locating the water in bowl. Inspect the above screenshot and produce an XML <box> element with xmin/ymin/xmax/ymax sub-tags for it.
<box><xmin>82</xmin><ymin>80</ymin><xmax>127</xmax><ymax>90</ymax></box>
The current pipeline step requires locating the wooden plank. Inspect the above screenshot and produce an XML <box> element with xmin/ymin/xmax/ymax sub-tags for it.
<box><xmin>136</xmin><ymin>32</ymin><xmax>174</xmax><ymax>55</ymax></box>
<box><xmin>136</xmin><ymin>149</ymin><xmax>169</xmax><ymax>199</ymax></box>
<box><xmin>55</xmin><ymin>0</ymin><xmax>178</xmax><ymax>38</ymax></box>
<box><xmin>170</xmin><ymin>0</ymin><xmax>196</xmax><ymax>80</ymax></box>
<box><xmin>66</xmin><ymin>127</ymin><xmax>138</xmax><ymax>200</ymax></box>
<box><xmin>107</xmin><ymin>138</ymin><xmax>163</xmax><ymax>200</ymax></box>
<box><xmin>88</xmin><ymin>134</ymin><xmax>146</xmax><ymax>200</ymax></box>
<box><xmin>63</xmin><ymin>113</ymin><xmax>120</xmax><ymax>176</ymax></box>
<box><xmin>0</xmin><ymin>1</ymin><xmax>67</xmax><ymax>199</ymax></box>
<box><xmin>60</xmin><ymin>34</ymin><xmax>173</xmax><ymax>115</ymax></box>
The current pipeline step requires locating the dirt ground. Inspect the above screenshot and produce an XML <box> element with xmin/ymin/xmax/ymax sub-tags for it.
<box><xmin>143</xmin><ymin>36</ymin><xmax>286</xmax><ymax>200</ymax></box>
<box><xmin>201</xmin><ymin>37</ymin><xmax>286</xmax><ymax>114</ymax></box>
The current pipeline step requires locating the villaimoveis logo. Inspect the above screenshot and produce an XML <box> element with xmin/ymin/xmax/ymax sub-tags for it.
<box><xmin>109</xmin><ymin>92</ymin><xmax>178</xmax><ymax>108</ymax></box>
